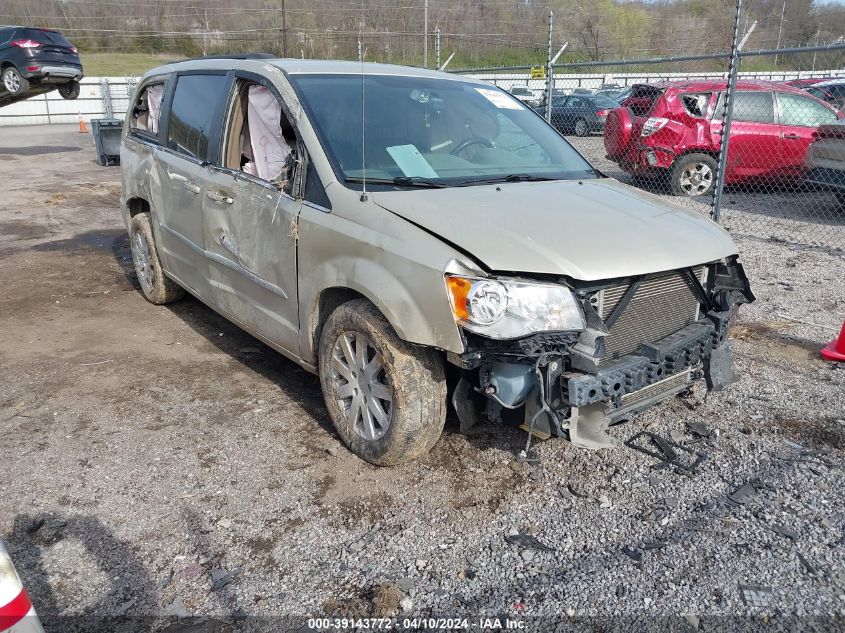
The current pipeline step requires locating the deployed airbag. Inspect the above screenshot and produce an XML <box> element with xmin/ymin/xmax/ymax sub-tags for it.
<box><xmin>245</xmin><ymin>85</ymin><xmax>290</xmax><ymax>182</ymax></box>
<box><xmin>146</xmin><ymin>84</ymin><xmax>163</xmax><ymax>135</ymax></box>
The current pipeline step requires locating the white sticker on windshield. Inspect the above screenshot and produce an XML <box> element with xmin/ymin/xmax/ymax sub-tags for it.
<box><xmin>386</xmin><ymin>144</ymin><xmax>439</xmax><ymax>178</ymax></box>
<box><xmin>475</xmin><ymin>88</ymin><xmax>522</xmax><ymax>110</ymax></box>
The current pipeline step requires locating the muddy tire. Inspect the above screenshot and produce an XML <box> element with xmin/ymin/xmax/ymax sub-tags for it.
<box><xmin>318</xmin><ymin>299</ymin><xmax>446</xmax><ymax>466</ymax></box>
<box><xmin>670</xmin><ymin>153</ymin><xmax>717</xmax><ymax>197</ymax></box>
<box><xmin>2</xmin><ymin>66</ymin><xmax>28</xmax><ymax>96</ymax></box>
<box><xmin>129</xmin><ymin>212</ymin><xmax>184</xmax><ymax>305</ymax></box>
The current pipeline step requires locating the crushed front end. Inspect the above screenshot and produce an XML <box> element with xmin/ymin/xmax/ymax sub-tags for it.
<box><xmin>446</xmin><ymin>256</ymin><xmax>754</xmax><ymax>448</ymax></box>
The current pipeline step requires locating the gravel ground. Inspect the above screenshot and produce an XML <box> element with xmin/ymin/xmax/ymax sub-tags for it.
<box><xmin>1</xmin><ymin>126</ymin><xmax>843</xmax><ymax>632</ymax></box>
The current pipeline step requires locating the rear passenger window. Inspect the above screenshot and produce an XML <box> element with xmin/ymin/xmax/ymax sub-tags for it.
<box><xmin>724</xmin><ymin>91</ymin><xmax>775</xmax><ymax>124</ymax></box>
<box><xmin>777</xmin><ymin>93</ymin><xmax>837</xmax><ymax>127</ymax></box>
<box><xmin>130</xmin><ymin>83</ymin><xmax>165</xmax><ymax>138</ymax></box>
<box><xmin>167</xmin><ymin>74</ymin><xmax>229</xmax><ymax>163</ymax></box>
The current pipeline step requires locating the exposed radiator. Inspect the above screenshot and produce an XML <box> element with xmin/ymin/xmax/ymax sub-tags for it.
<box><xmin>592</xmin><ymin>267</ymin><xmax>706</xmax><ymax>363</ymax></box>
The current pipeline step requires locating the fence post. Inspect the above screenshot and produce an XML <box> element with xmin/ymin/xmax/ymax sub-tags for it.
<box><xmin>711</xmin><ymin>0</ymin><xmax>743</xmax><ymax>222</ymax></box>
<box><xmin>100</xmin><ymin>78</ymin><xmax>113</xmax><ymax>119</ymax></box>
<box><xmin>544</xmin><ymin>9</ymin><xmax>553</xmax><ymax>123</ymax></box>
<box><xmin>435</xmin><ymin>27</ymin><xmax>441</xmax><ymax>70</ymax></box>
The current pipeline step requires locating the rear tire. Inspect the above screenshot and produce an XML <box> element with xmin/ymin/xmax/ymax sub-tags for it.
<box><xmin>670</xmin><ymin>153</ymin><xmax>718</xmax><ymax>198</ymax></box>
<box><xmin>128</xmin><ymin>212</ymin><xmax>184</xmax><ymax>305</ymax></box>
<box><xmin>318</xmin><ymin>299</ymin><xmax>446</xmax><ymax>466</ymax></box>
<box><xmin>58</xmin><ymin>80</ymin><xmax>80</xmax><ymax>100</ymax></box>
<box><xmin>2</xmin><ymin>66</ymin><xmax>28</xmax><ymax>96</ymax></box>
<box><xmin>573</xmin><ymin>118</ymin><xmax>589</xmax><ymax>137</ymax></box>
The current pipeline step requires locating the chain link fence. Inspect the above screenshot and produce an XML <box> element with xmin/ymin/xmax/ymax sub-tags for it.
<box><xmin>453</xmin><ymin>46</ymin><xmax>845</xmax><ymax>250</ymax></box>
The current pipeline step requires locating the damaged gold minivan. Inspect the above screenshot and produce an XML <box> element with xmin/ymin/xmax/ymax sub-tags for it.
<box><xmin>120</xmin><ymin>56</ymin><xmax>754</xmax><ymax>465</ymax></box>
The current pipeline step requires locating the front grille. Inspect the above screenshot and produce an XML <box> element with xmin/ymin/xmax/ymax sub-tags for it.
<box><xmin>593</xmin><ymin>267</ymin><xmax>705</xmax><ymax>363</ymax></box>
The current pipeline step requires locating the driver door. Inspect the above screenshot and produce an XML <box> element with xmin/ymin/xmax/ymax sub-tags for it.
<box><xmin>202</xmin><ymin>74</ymin><xmax>302</xmax><ymax>354</ymax></box>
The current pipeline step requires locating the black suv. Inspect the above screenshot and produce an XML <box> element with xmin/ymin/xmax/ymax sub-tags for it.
<box><xmin>0</xmin><ymin>26</ymin><xmax>83</xmax><ymax>106</ymax></box>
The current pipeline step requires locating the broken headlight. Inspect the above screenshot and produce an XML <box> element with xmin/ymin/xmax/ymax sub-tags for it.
<box><xmin>446</xmin><ymin>275</ymin><xmax>585</xmax><ymax>339</ymax></box>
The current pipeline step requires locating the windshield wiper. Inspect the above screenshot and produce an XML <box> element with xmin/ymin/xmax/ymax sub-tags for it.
<box><xmin>345</xmin><ymin>176</ymin><xmax>447</xmax><ymax>188</ymax></box>
<box><xmin>455</xmin><ymin>174</ymin><xmax>559</xmax><ymax>186</ymax></box>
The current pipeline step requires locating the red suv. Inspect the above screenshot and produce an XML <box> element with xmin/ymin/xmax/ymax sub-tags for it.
<box><xmin>604</xmin><ymin>79</ymin><xmax>842</xmax><ymax>197</ymax></box>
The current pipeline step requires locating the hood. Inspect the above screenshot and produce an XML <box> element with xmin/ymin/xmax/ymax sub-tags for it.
<box><xmin>372</xmin><ymin>178</ymin><xmax>737</xmax><ymax>281</ymax></box>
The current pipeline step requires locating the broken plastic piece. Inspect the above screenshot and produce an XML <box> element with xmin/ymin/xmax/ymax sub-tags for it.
<box><xmin>504</xmin><ymin>534</ymin><xmax>554</xmax><ymax>552</ymax></box>
<box><xmin>569</xmin><ymin>403</ymin><xmax>618</xmax><ymax>449</ymax></box>
<box><xmin>704</xmin><ymin>341</ymin><xmax>736</xmax><ymax>390</ymax></box>
<box><xmin>772</xmin><ymin>524</ymin><xmax>799</xmax><ymax>540</ymax></box>
<box><xmin>621</xmin><ymin>546</ymin><xmax>643</xmax><ymax>563</ymax></box>
<box><xmin>727</xmin><ymin>482</ymin><xmax>757</xmax><ymax>506</ymax></box>
<box><xmin>625</xmin><ymin>431</ymin><xmax>707</xmax><ymax>474</ymax></box>
<box><xmin>686</xmin><ymin>421</ymin><xmax>713</xmax><ymax>438</ymax></box>
<box><xmin>739</xmin><ymin>584</ymin><xmax>774</xmax><ymax>608</ymax></box>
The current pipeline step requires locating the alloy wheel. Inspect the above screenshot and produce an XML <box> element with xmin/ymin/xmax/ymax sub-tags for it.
<box><xmin>330</xmin><ymin>331</ymin><xmax>394</xmax><ymax>441</ymax></box>
<box><xmin>3</xmin><ymin>69</ymin><xmax>20</xmax><ymax>93</ymax></box>
<box><xmin>679</xmin><ymin>162</ymin><xmax>714</xmax><ymax>196</ymax></box>
<box><xmin>131</xmin><ymin>231</ymin><xmax>155</xmax><ymax>294</ymax></box>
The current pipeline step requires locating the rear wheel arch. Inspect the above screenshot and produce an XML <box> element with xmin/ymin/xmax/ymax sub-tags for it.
<box><xmin>126</xmin><ymin>196</ymin><xmax>151</xmax><ymax>218</ymax></box>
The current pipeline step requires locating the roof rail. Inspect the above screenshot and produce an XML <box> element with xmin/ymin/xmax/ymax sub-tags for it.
<box><xmin>176</xmin><ymin>53</ymin><xmax>276</xmax><ymax>63</ymax></box>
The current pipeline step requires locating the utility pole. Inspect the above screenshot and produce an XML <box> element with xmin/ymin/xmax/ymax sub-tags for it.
<box><xmin>738</xmin><ymin>20</ymin><xmax>756</xmax><ymax>51</ymax></box>
<box><xmin>774</xmin><ymin>0</ymin><xmax>786</xmax><ymax>66</ymax></box>
<box><xmin>423</xmin><ymin>0</ymin><xmax>429</xmax><ymax>68</ymax></box>
<box><xmin>281</xmin><ymin>0</ymin><xmax>289</xmax><ymax>58</ymax></box>
<box><xmin>544</xmin><ymin>9</ymin><xmax>553</xmax><ymax>123</ymax></box>
<box><xmin>435</xmin><ymin>27</ymin><xmax>440</xmax><ymax>70</ymax></box>
<box><xmin>812</xmin><ymin>26</ymin><xmax>821</xmax><ymax>71</ymax></box>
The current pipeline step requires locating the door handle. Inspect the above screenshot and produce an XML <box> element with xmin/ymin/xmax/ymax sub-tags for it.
<box><xmin>184</xmin><ymin>182</ymin><xmax>201</xmax><ymax>194</ymax></box>
<box><xmin>207</xmin><ymin>191</ymin><xmax>234</xmax><ymax>205</ymax></box>
<box><xmin>782</xmin><ymin>133</ymin><xmax>800</xmax><ymax>140</ymax></box>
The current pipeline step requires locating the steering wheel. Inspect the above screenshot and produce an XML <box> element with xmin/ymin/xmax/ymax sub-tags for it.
<box><xmin>451</xmin><ymin>137</ymin><xmax>494</xmax><ymax>156</ymax></box>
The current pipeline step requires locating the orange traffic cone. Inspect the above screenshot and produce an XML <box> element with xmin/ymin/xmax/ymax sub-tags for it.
<box><xmin>78</xmin><ymin>113</ymin><xmax>87</xmax><ymax>134</ymax></box>
<box><xmin>0</xmin><ymin>539</ymin><xmax>45</xmax><ymax>632</ymax></box>
<box><xmin>821</xmin><ymin>320</ymin><xmax>845</xmax><ymax>362</ymax></box>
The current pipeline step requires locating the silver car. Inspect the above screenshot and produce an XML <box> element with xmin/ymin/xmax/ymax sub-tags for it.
<box><xmin>120</xmin><ymin>57</ymin><xmax>754</xmax><ymax>465</ymax></box>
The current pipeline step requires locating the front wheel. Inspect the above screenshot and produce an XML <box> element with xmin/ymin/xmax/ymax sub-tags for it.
<box><xmin>318</xmin><ymin>299</ymin><xmax>446</xmax><ymax>466</ymax></box>
<box><xmin>670</xmin><ymin>153</ymin><xmax>718</xmax><ymax>197</ymax></box>
<box><xmin>2</xmin><ymin>66</ymin><xmax>28</xmax><ymax>96</ymax></box>
<box><xmin>58</xmin><ymin>80</ymin><xmax>80</xmax><ymax>100</ymax></box>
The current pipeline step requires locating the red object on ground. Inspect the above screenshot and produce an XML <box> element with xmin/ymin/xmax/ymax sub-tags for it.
<box><xmin>821</xmin><ymin>321</ymin><xmax>845</xmax><ymax>362</ymax></box>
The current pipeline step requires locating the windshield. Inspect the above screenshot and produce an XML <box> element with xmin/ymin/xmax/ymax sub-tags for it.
<box><xmin>591</xmin><ymin>96</ymin><xmax>619</xmax><ymax>109</ymax></box>
<box><xmin>290</xmin><ymin>73</ymin><xmax>597</xmax><ymax>188</ymax></box>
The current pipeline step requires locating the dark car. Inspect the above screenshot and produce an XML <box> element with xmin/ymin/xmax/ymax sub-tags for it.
<box><xmin>543</xmin><ymin>94</ymin><xmax>618</xmax><ymax>137</ymax></box>
<box><xmin>0</xmin><ymin>26</ymin><xmax>83</xmax><ymax>107</ymax></box>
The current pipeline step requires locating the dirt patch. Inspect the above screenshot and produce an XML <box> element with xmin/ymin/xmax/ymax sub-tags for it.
<box><xmin>336</xmin><ymin>492</ymin><xmax>395</xmax><ymax>526</ymax></box>
<box><xmin>732</xmin><ymin>320</ymin><xmax>820</xmax><ymax>363</ymax></box>
<box><xmin>774</xmin><ymin>415</ymin><xmax>845</xmax><ymax>450</ymax></box>
<box><xmin>0</xmin><ymin>220</ymin><xmax>52</xmax><ymax>241</ymax></box>
<box><xmin>0</xmin><ymin>145</ymin><xmax>81</xmax><ymax>156</ymax></box>
<box><xmin>323</xmin><ymin>582</ymin><xmax>405</xmax><ymax>617</ymax></box>
<box><xmin>44</xmin><ymin>182</ymin><xmax>121</xmax><ymax>208</ymax></box>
